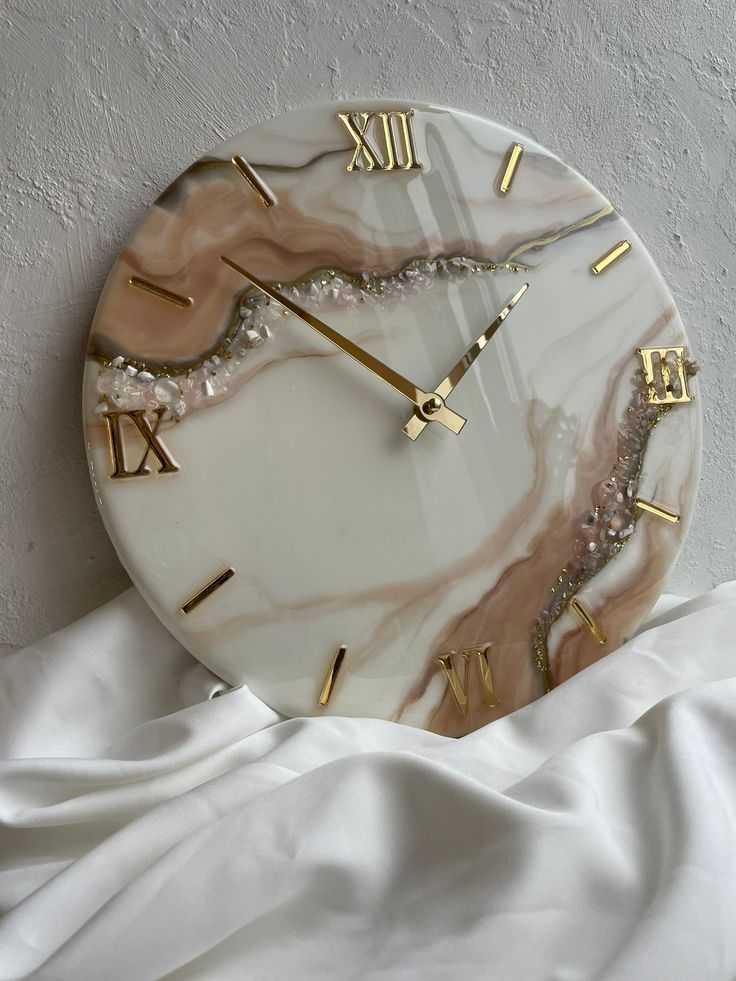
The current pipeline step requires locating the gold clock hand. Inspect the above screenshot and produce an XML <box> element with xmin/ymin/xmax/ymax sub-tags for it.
<box><xmin>221</xmin><ymin>256</ymin><xmax>467</xmax><ymax>436</ymax></box>
<box><xmin>403</xmin><ymin>283</ymin><xmax>529</xmax><ymax>441</ymax></box>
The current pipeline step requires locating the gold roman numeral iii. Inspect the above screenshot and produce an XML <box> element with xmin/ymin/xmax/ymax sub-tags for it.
<box><xmin>637</xmin><ymin>346</ymin><xmax>693</xmax><ymax>405</ymax></box>
<box><xmin>337</xmin><ymin>109</ymin><xmax>422</xmax><ymax>172</ymax></box>
<box><xmin>102</xmin><ymin>407</ymin><xmax>179</xmax><ymax>479</ymax></box>
<box><xmin>436</xmin><ymin>644</ymin><xmax>498</xmax><ymax>717</ymax></box>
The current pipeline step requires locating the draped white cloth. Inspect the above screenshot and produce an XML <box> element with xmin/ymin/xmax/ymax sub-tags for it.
<box><xmin>1</xmin><ymin>585</ymin><xmax>736</xmax><ymax>980</ymax></box>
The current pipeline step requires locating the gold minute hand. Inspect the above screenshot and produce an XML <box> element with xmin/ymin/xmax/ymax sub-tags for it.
<box><xmin>403</xmin><ymin>283</ymin><xmax>529</xmax><ymax>441</ymax></box>
<box><xmin>221</xmin><ymin>256</ymin><xmax>467</xmax><ymax>436</ymax></box>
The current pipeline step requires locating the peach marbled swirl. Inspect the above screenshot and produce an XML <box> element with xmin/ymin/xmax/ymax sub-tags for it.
<box><xmin>83</xmin><ymin>103</ymin><xmax>701</xmax><ymax>735</ymax></box>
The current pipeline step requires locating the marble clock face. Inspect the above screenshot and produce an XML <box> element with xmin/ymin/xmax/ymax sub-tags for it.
<box><xmin>83</xmin><ymin>101</ymin><xmax>701</xmax><ymax>736</ymax></box>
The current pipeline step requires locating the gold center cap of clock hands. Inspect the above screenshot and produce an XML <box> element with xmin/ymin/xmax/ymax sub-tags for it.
<box><xmin>420</xmin><ymin>394</ymin><xmax>444</xmax><ymax>418</ymax></box>
<box><xmin>220</xmin><ymin>256</ymin><xmax>467</xmax><ymax>436</ymax></box>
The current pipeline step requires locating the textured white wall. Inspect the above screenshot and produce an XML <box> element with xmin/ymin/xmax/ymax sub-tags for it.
<box><xmin>1</xmin><ymin>0</ymin><xmax>734</xmax><ymax>652</ymax></box>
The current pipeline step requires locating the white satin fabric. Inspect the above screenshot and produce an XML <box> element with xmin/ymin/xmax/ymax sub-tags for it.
<box><xmin>2</xmin><ymin>585</ymin><xmax>736</xmax><ymax>980</ymax></box>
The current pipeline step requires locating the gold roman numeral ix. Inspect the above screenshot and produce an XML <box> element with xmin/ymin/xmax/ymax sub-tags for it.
<box><xmin>638</xmin><ymin>346</ymin><xmax>693</xmax><ymax>405</ymax></box>
<box><xmin>102</xmin><ymin>407</ymin><xmax>179</xmax><ymax>479</ymax></box>
<box><xmin>436</xmin><ymin>644</ymin><xmax>498</xmax><ymax>717</ymax></box>
<box><xmin>338</xmin><ymin>109</ymin><xmax>422</xmax><ymax>172</ymax></box>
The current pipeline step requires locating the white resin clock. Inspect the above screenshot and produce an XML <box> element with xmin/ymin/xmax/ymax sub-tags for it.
<box><xmin>83</xmin><ymin>101</ymin><xmax>701</xmax><ymax>736</ymax></box>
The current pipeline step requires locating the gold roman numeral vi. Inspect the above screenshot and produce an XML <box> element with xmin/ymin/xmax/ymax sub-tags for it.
<box><xmin>637</xmin><ymin>346</ymin><xmax>693</xmax><ymax>405</ymax></box>
<box><xmin>337</xmin><ymin>109</ymin><xmax>422</xmax><ymax>172</ymax></box>
<box><xmin>102</xmin><ymin>407</ymin><xmax>179</xmax><ymax>479</ymax></box>
<box><xmin>436</xmin><ymin>644</ymin><xmax>498</xmax><ymax>717</ymax></box>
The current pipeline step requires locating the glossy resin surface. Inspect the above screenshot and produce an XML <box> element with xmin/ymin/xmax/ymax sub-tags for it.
<box><xmin>84</xmin><ymin>102</ymin><xmax>701</xmax><ymax>735</ymax></box>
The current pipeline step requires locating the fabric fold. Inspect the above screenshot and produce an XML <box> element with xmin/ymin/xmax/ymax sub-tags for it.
<box><xmin>1</xmin><ymin>586</ymin><xmax>735</xmax><ymax>979</ymax></box>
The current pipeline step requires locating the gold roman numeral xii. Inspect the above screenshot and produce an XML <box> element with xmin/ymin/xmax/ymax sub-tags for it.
<box><xmin>436</xmin><ymin>644</ymin><xmax>498</xmax><ymax>717</ymax></box>
<box><xmin>337</xmin><ymin>109</ymin><xmax>422</xmax><ymax>172</ymax></box>
<box><xmin>102</xmin><ymin>407</ymin><xmax>179</xmax><ymax>479</ymax></box>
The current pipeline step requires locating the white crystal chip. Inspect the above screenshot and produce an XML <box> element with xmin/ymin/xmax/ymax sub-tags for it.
<box><xmin>153</xmin><ymin>377</ymin><xmax>180</xmax><ymax>404</ymax></box>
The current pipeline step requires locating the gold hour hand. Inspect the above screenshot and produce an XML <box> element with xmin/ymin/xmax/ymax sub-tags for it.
<box><xmin>220</xmin><ymin>256</ymin><xmax>467</xmax><ymax>436</ymax></box>
<box><xmin>403</xmin><ymin>283</ymin><xmax>529</xmax><ymax>441</ymax></box>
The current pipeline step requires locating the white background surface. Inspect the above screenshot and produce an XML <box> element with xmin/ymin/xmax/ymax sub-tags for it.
<box><xmin>1</xmin><ymin>0</ymin><xmax>734</xmax><ymax>652</ymax></box>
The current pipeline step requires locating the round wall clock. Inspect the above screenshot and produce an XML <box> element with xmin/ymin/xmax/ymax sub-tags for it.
<box><xmin>83</xmin><ymin>101</ymin><xmax>701</xmax><ymax>736</ymax></box>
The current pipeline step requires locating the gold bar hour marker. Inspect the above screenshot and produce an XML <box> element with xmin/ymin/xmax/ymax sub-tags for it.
<box><xmin>591</xmin><ymin>240</ymin><xmax>631</xmax><ymax>275</ymax></box>
<box><xmin>635</xmin><ymin>498</ymin><xmax>681</xmax><ymax>523</ymax></box>
<box><xmin>231</xmin><ymin>155</ymin><xmax>278</xmax><ymax>207</ymax></box>
<box><xmin>129</xmin><ymin>277</ymin><xmax>192</xmax><ymax>308</ymax></box>
<box><xmin>570</xmin><ymin>597</ymin><xmax>607</xmax><ymax>645</ymax></box>
<box><xmin>318</xmin><ymin>644</ymin><xmax>348</xmax><ymax>706</ymax></box>
<box><xmin>180</xmin><ymin>567</ymin><xmax>235</xmax><ymax>615</ymax></box>
<box><xmin>498</xmin><ymin>142</ymin><xmax>524</xmax><ymax>194</ymax></box>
